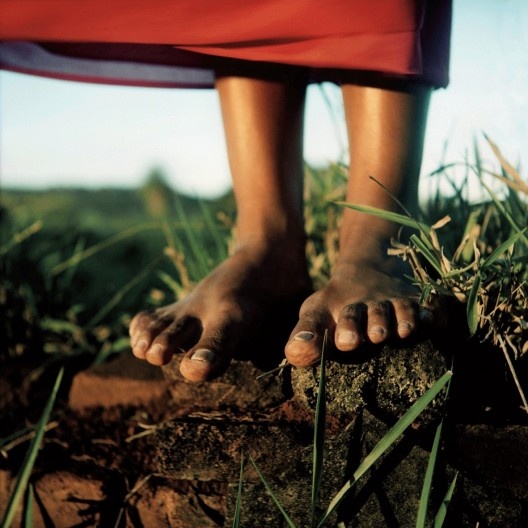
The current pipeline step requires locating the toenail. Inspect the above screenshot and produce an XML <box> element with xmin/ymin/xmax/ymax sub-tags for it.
<box><xmin>398</xmin><ymin>321</ymin><xmax>414</xmax><ymax>331</ymax></box>
<box><xmin>147</xmin><ymin>344</ymin><xmax>164</xmax><ymax>360</ymax></box>
<box><xmin>368</xmin><ymin>325</ymin><xmax>385</xmax><ymax>337</ymax></box>
<box><xmin>293</xmin><ymin>331</ymin><xmax>315</xmax><ymax>342</ymax></box>
<box><xmin>135</xmin><ymin>340</ymin><xmax>148</xmax><ymax>354</ymax></box>
<box><xmin>337</xmin><ymin>330</ymin><xmax>357</xmax><ymax>345</ymax></box>
<box><xmin>191</xmin><ymin>349</ymin><xmax>216</xmax><ymax>363</ymax></box>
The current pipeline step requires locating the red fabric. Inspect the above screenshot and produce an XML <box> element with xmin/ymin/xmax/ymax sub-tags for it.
<box><xmin>0</xmin><ymin>0</ymin><xmax>451</xmax><ymax>87</ymax></box>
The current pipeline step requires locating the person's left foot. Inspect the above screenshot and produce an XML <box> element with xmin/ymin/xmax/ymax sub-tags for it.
<box><xmin>284</xmin><ymin>258</ymin><xmax>435</xmax><ymax>367</ymax></box>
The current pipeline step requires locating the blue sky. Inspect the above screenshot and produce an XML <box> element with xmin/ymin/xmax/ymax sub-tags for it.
<box><xmin>1</xmin><ymin>0</ymin><xmax>527</xmax><ymax>199</ymax></box>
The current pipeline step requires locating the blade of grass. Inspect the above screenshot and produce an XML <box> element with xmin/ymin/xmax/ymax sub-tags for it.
<box><xmin>417</xmin><ymin>370</ymin><xmax>453</xmax><ymax>528</ymax></box>
<box><xmin>484</xmin><ymin>133</ymin><xmax>528</xmax><ymax>192</ymax></box>
<box><xmin>0</xmin><ymin>422</ymin><xmax>59</xmax><ymax>455</ymax></box>
<box><xmin>477</xmin><ymin>178</ymin><xmax>528</xmax><ymax>245</ymax></box>
<box><xmin>317</xmin><ymin>371</ymin><xmax>453</xmax><ymax>528</ymax></box>
<box><xmin>336</xmin><ymin>202</ymin><xmax>430</xmax><ymax>233</ymax></box>
<box><xmin>157</xmin><ymin>269</ymin><xmax>185</xmax><ymax>297</ymax></box>
<box><xmin>0</xmin><ymin>426</ymin><xmax>35</xmax><ymax>451</ymax></box>
<box><xmin>198</xmin><ymin>198</ymin><xmax>228</xmax><ymax>263</ymax></box>
<box><xmin>480</xmin><ymin>229</ymin><xmax>526</xmax><ymax>270</ymax></box>
<box><xmin>416</xmin><ymin>420</ymin><xmax>444</xmax><ymax>528</ymax></box>
<box><xmin>85</xmin><ymin>254</ymin><xmax>164</xmax><ymax>329</ymax></box>
<box><xmin>457</xmin><ymin>210</ymin><xmax>481</xmax><ymax>263</ymax></box>
<box><xmin>367</xmin><ymin>176</ymin><xmax>415</xmax><ymax>219</ymax></box>
<box><xmin>232</xmin><ymin>452</ymin><xmax>245</xmax><ymax>528</ymax></box>
<box><xmin>442</xmin><ymin>262</ymin><xmax>478</xmax><ymax>280</ymax></box>
<box><xmin>419</xmin><ymin>283</ymin><xmax>433</xmax><ymax>305</ymax></box>
<box><xmin>340</xmin><ymin>199</ymin><xmax>445</xmax><ymax>271</ymax></box>
<box><xmin>311</xmin><ymin>332</ymin><xmax>327</xmax><ymax>526</ymax></box>
<box><xmin>0</xmin><ymin>220</ymin><xmax>43</xmax><ymax>256</ymax></box>
<box><xmin>50</xmin><ymin>222</ymin><xmax>160</xmax><ymax>276</ymax></box>
<box><xmin>60</xmin><ymin>236</ymin><xmax>87</xmax><ymax>291</ymax></box>
<box><xmin>410</xmin><ymin>235</ymin><xmax>445</xmax><ymax>277</ymax></box>
<box><xmin>255</xmin><ymin>360</ymin><xmax>289</xmax><ymax>380</ymax></box>
<box><xmin>249</xmin><ymin>455</ymin><xmax>297</xmax><ymax>528</ymax></box>
<box><xmin>1</xmin><ymin>368</ymin><xmax>64</xmax><ymax>528</ymax></box>
<box><xmin>173</xmin><ymin>198</ymin><xmax>211</xmax><ymax>279</ymax></box>
<box><xmin>466</xmin><ymin>274</ymin><xmax>482</xmax><ymax>335</ymax></box>
<box><xmin>498</xmin><ymin>334</ymin><xmax>528</xmax><ymax>412</ymax></box>
<box><xmin>23</xmin><ymin>484</ymin><xmax>34</xmax><ymax>528</ymax></box>
<box><xmin>113</xmin><ymin>474</ymin><xmax>153</xmax><ymax>528</ymax></box>
<box><xmin>434</xmin><ymin>472</ymin><xmax>458</xmax><ymax>528</ymax></box>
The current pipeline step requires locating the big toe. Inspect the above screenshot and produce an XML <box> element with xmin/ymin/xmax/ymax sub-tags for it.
<box><xmin>285</xmin><ymin>313</ymin><xmax>329</xmax><ymax>368</ymax></box>
<box><xmin>178</xmin><ymin>319</ymin><xmax>237</xmax><ymax>382</ymax></box>
<box><xmin>180</xmin><ymin>346</ymin><xmax>231</xmax><ymax>382</ymax></box>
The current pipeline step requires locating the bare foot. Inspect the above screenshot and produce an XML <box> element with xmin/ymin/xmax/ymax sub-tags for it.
<box><xmin>285</xmin><ymin>257</ymin><xmax>435</xmax><ymax>368</ymax></box>
<box><xmin>130</xmin><ymin>240</ymin><xmax>311</xmax><ymax>382</ymax></box>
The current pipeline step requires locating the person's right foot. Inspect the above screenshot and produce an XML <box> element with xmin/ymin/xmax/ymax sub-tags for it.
<box><xmin>130</xmin><ymin>239</ymin><xmax>311</xmax><ymax>382</ymax></box>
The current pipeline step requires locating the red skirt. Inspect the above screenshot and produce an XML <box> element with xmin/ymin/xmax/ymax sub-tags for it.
<box><xmin>0</xmin><ymin>0</ymin><xmax>451</xmax><ymax>89</ymax></box>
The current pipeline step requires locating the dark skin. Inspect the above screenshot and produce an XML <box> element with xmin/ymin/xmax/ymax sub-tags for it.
<box><xmin>129</xmin><ymin>75</ymin><xmax>434</xmax><ymax>381</ymax></box>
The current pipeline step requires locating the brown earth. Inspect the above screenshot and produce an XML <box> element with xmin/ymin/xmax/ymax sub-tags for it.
<box><xmin>0</xmin><ymin>352</ymin><xmax>228</xmax><ymax>527</ymax></box>
<box><xmin>1</xmin><ymin>334</ymin><xmax>528</xmax><ymax>527</ymax></box>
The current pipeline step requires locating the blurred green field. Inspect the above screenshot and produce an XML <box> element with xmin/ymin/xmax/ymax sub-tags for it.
<box><xmin>0</xmin><ymin>171</ymin><xmax>235</xmax><ymax>360</ymax></box>
<box><xmin>1</xmin><ymin>146</ymin><xmax>526</xmax><ymax>380</ymax></box>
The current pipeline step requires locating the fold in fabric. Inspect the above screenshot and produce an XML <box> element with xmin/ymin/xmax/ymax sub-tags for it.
<box><xmin>0</xmin><ymin>0</ymin><xmax>451</xmax><ymax>88</ymax></box>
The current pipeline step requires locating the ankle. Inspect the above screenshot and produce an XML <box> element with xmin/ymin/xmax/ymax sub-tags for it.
<box><xmin>236</xmin><ymin>225</ymin><xmax>307</xmax><ymax>254</ymax></box>
<box><xmin>332</xmin><ymin>251</ymin><xmax>408</xmax><ymax>282</ymax></box>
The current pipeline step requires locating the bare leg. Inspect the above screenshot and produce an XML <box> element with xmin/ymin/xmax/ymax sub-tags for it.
<box><xmin>285</xmin><ymin>82</ymin><xmax>432</xmax><ymax>366</ymax></box>
<box><xmin>130</xmin><ymin>75</ymin><xmax>311</xmax><ymax>381</ymax></box>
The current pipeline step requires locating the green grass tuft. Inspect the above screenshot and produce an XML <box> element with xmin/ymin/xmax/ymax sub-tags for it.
<box><xmin>1</xmin><ymin>368</ymin><xmax>64</xmax><ymax>528</ymax></box>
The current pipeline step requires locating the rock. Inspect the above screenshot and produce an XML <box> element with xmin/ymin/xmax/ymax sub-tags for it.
<box><xmin>68</xmin><ymin>352</ymin><xmax>167</xmax><ymax>411</ymax></box>
<box><xmin>291</xmin><ymin>339</ymin><xmax>450</xmax><ymax>425</ymax></box>
<box><xmin>160</xmin><ymin>291</ymin><xmax>304</xmax><ymax>414</ymax></box>
<box><xmin>157</xmin><ymin>412</ymin><xmax>354</xmax><ymax>527</ymax></box>
<box><xmin>156</xmin><ymin>417</ymin><xmax>313</xmax><ymax>482</ymax></box>
<box><xmin>0</xmin><ymin>469</ymin><xmax>228</xmax><ymax>528</ymax></box>
<box><xmin>33</xmin><ymin>471</ymin><xmax>107</xmax><ymax>528</ymax></box>
<box><xmin>155</xmin><ymin>333</ymin><xmax>528</xmax><ymax>527</ymax></box>
<box><xmin>162</xmin><ymin>355</ymin><xmax>287</xmax><ymax>413</ymax></box>
<box><xmin>56</xmin><ymin>335</ymin><xmax>527</xmax><ymax>527</ymax></box>
<box><xmin>155</xmin><ymin>337</ymin><xmax>454</xmax><ymax>526</ymax></box>
<box><xmin>131</xmin><ymin>478</ymin><xmax>227</xmax><ymax>528</ymax></box>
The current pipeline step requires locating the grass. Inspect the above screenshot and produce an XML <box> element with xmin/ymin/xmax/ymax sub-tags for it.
<box><xmin>0</xmin><ymin>368</ymin><xmax>63</xmax><ymax>528</ymax></box>
<box><xmin>0</xmin><ymin>175</ymin><xmax>232</xmax><ymax>363</ymax></box>
<box><xmin>1</xmin><ymin>137</ymin><xmax>526</xmax><ymax>524</ymax></box>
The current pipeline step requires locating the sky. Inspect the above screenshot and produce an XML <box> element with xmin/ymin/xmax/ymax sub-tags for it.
<box><xmin>1</xmin><ymin>0</ymin><xmax>527</xmax><ymax>200</ymax></box>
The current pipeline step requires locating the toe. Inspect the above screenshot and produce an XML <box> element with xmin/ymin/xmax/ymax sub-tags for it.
<box><xmin>285</xmin><ymin>311</ymin><xmax>331</xmax><ymax>368</ymax></box>
<box><xmin>145</xmin><ymin>342</ymin><xmax>172</xmax><ymax>366</ymax></box>
<box><xmin>335</xmin><ymin>303</ymin><xmax>366</xmax><ymax>351</ymax></box>
<box><xmin>391</xmin><ymin>298</ymin><xmax>419</xmax><ymax>339</ymax></box>
<box><xmin>129</xmin><ymin>310</ymin><xmax>152</xmax><ymax>339</ymax></box>
<box><xmin>130</xmin><ymin>313</ymin><xmax>170</xmax><ymax>360</ymax></box>
<box><xmin>144</xmin><ymin>316</ymin><xmax>202</xmax><ymax>366</ymax></box>
<box><xmin>178</xmin><ymin>316</ymin><xmax>237</xmax><ymax>382</ymax></box>
<box><xmin>180</xmin><ymin>346</ymin><xmax>230</xmax><ymax>382</ymax></box>
<box><xmin>365</xmin><ymin>301</ymin><xmax>391</xmax><ymax>344</ymax></box>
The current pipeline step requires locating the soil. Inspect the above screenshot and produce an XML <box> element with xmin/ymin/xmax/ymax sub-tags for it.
<box><xmin>2</xmin><ymin>337</ymin><xmax>528</xmax><ymax>528</ymax></box>
<box><xmin>0</xmin><ymin>352</ymin><xmax>229</xmax><ymax>527</ymax></box>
